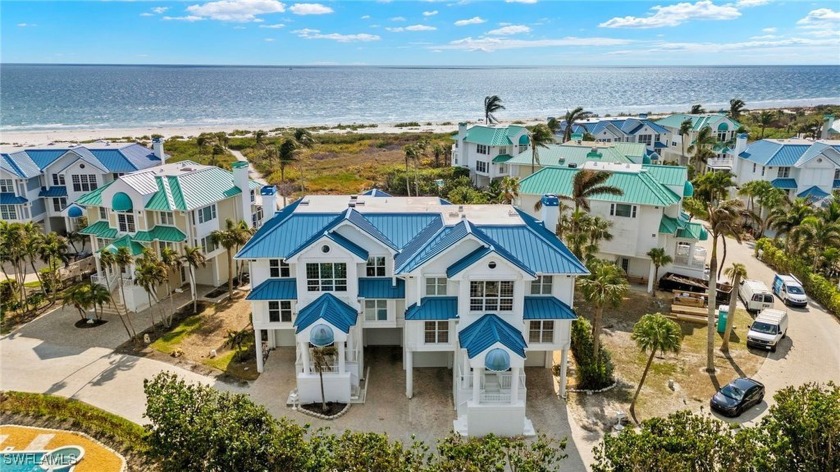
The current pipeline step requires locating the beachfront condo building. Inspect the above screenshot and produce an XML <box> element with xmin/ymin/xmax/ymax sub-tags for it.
<box><xmin>517</xmin><ymin>162</ymin><xmax>707</xmax><ymax>288</ymax></box>
<box><xmin>451</xmin><ymin>123</ymin><xmax>530</xmax><ymax>187</ymax></box>
<box><xmin>655</xmin><ymin>113</ymin><xmax>742</xmax><ymax>165</ymax></box>
<box><xmin>76</xmin><ymin>160</ymin><xmax>263</xmax><ymax>313</ymax></box>
<box><xmin>0</xmin><ymin>140</ymin><xmax>164</xmax><ymax>237</ymax></box>
<box><xmin>731</xmin><ymin>138</ymin><xmax>840</xmax><ymax>205</ymax></box>
<box><xmin>502</xmin><ymin>141</ymin><xmax>648</xmax><ymax>179</ymax></box>
<box><xmin>553</xmin><ymin>114</ymin><xmax>670</xmax><ymax>157</ymax></box>
<box><xmin>235</xmin><ymin>193</ymin><xmax>588</xmax><ymax>437</ymax></box>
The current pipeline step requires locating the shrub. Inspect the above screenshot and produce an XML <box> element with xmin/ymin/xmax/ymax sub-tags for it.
<box><xmin>394</xmin><ymin>122</ymin><xmax>421</xmax><ymax>128</ymax></box>
<box><xmin>570</xmin><ymin>318</ymin><xmax>615</xmax><ymax>389</ymax></box>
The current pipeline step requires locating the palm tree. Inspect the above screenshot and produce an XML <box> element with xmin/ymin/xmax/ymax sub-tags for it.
<box><xmin>565</xmin><ymin>211</ymin><xmax>592</xmax><ymax>260</ymax></box>
<box><xmin>63</xmin><ymin>283</ymin><xmax>93</xmax><ymax>322</ymax></box>
<box><xmin>160</xmin><ymin>247</ymin><xmax>182</xmax><ymax>327</ymax></box>
<box><xmin>210</xmin><ymin>143</ymin><xmax>224</xmax><ymax>167</ymax></box>
<box><xmin>679</xmin><ymin>118</ymin><xmax>693</xmax><ymax>166</ymax></box>
<box><xmin>293</xmin><ymin>128</ymin><xmax>316</xmax><ymax>150</ymax></box>
<box><xmin>277</xmin><ymin>138</ymin><xmax>299</xmax><ymax>206</ymax></box>
<box><xmin>528</xmin><ymin>124</ymin><xmax>553</xmax><ymax>174</ymax></box>
<box><xmin>790</xmin><ymin>216</ymin><xmax>840</xmax><ymax>271</ymax></box>
<box><xmin>181</xmin><ymin>245</ymin><xmax>207</xmax><ymax>313</ymax></box>
<box><xmin>135</xmin><ymin>250</ymin><xmax>167</xmax><ymax>329</ymax></box>
<box><xmin>721</xmin><ymin>263</ymin><xmax>747</xmax><ymax>352</ymax></box>
<box><xmin>578</xmin><ymin>260</ymin><xmax>629</xmax><ymax>361</ymax></box>
<box><xmin>497</xmin><ymin>176</ymin><xmax>519</xmax><ymax>204</ymax></box>
<box><xmin>38</xmin><ymin>232</ymin><xmax>68</xmax><ymax>302</ymax></box>
<box><xmin>690</xmin><ymin>104</ymin><xmax>705</xmax><ymax>114</ymax></box>
<box><xmin>113</xmin><ymin>246</ymin><xmax>134</xmax><ymax>312</ymax></box>
<box><xmin>21</xmin><ymin>223</ymin><xmax>47</xmax><ymax>299</ymax></box>
<box><xmin>89</xmin><ymin>282</ymin><xmax>113</xmax><ymax>322</ymax></box>
<box><xmin>211</xmin><ymin>219</ymin><xmax>250</xmax><ymax>300</ymax></box>
<box><xmin>225</xmin><ymin>328</ymin><xmax>248</xmax><ymax>362</ymax></box>
<box><xmin>705</xmin><ymin>199</ymin><xmax>744</xmax><ymax>373</ymax></box>
<box><xmin>564</xmin><ymin>169</ymin><xmax>624</xmax><ymax>212</ymax></box>
<box><xmin>484</xmin><ymin>95</ymin><xmax>505</xmax><ymax>124</ymax></box>
<box><xmin>311</xmin><ymin>344</ymin><xmax>338</xmax><ymax>413</ymax></box>
<box><xmin>646</xmin><ymin>248</ymin><xmax>673</xmax><ymax>296</ymax></box>
<box><xmin>402</xmin><ymin>144</ymin><xmax>418</xmax><ymax>197</ymax></box>
<box><xmin>799</xmin><ymin>121</ymin><xmax>821</xmax><ymax>139</ymax></box>
<box><xmin>757</xmin><ymin>110</ymin><xmax>774</xmax><ymax>138</ymax></box>
<box><xmin>629</xmin><ymin>313</ymin><xmax>682</xmax><ymax>423</ymax></box>
<box><xmin>562</xmin><ymin>107</ymin><xmax>590</xmax><ymax>143</ymax></box>
<box><xmin>431</xmin><ymin>142</ymin><xmax>447</xmax><ymax>168</ymax></box>
<box><xmin>196</xmin><ymin>134</ymin><xmax>209</xmax><ymax>160</ymax></box>
<box><xmin>583</xmin><ymin>215</ymin><xmax>613</xmax><ymax>262</ymax></box>
<box><xmin>694</xmin><ymin>170</ymin><xmax>736</xmax><ymax>205</ymax></box>
<box><xmin>687</xmin><ymin>126</ymin><xmax>717</xmax><ymax>174</ymax></box>
<box><xmin>254</xmin><ymin>129</ymin><xmax>268</xmax><ymax>150</ymax></box>
<box><xmin>100</xmin><ymin>249</ymin><xmax>136</xmax><ymax>341</ymax></box>
<box><xmin>768</xmin><ymin>198</ymin><xmax>814</xmax><ymax>247</ymax></box>
<box><xmin>729</xmin><ymin>98</ymin><xmax>746</xmax><ymax>119</ymax></box>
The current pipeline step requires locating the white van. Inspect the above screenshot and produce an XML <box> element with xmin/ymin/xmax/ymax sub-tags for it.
<box><xmin>772</xmin><ymin>274</ymin><xmax>808</xmax><ymax>308</ymax></box>
<box><xmin>739</xmin><ymin>280</ymin><xmax>774</xmax><ymax>314</ymax></box>
<box><xmin>746</xmin><ymin>309</ymin><xmax>789</xmax><ymax>352</ymax></box>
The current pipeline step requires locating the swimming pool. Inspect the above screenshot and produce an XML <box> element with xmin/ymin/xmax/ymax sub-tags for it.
<box><xmin>0</xmin><ymin>446</ymin><xmax>84</xmax><ymax>472</ymax></box>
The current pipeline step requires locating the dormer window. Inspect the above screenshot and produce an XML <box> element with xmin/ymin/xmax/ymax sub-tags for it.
<box><xmin>159</xmin><ymin>211</ymin><xmax>174</xmax><ymax>225</ymax></box>
<box><xmin>366</xmin><ymin>257</ymin><xmax>386</xmax><ymax>277</ymax></box>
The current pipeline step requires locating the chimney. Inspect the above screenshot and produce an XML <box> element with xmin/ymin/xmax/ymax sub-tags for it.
<box><xmin>260</xmin><ymin>185</ymin><xmax>277</xmax><ymax>223</ymax></box>
<box><xmin>822</xmin><ymin>114</ymin><xmax>835</xmax><ymax>140</ymax></box>
<box><xmin>231</xmin><ymin>161</ymin><xmax>252</xmax><ymax>228</ymax></box>
<box><xmin>457</xmin><ymin>122</ymin><xmax>468</xmax><ymax>166</ymax></box>
<box><xmin>539</xmin><ymin>194</ymin><xmax>560</xmax><ymax>232</ymax></box>
<box><xmin>152</xmin><ymin>137</ymin><xmax>165</xmax><ymax>164</ymax></box>
<box><xmin>734</xmin><ymin>133</ymin><xmax>748</xmax><ymax>156</ymax></box>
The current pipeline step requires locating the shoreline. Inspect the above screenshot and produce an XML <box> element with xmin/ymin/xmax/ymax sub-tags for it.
<box><xmin>1</xmin><ymin>101</ymin><xmax>837</xmax><ymax>147</ymax></box>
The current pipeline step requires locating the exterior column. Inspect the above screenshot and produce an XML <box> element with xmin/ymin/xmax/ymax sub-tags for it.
<box><xmin>511</xmin><ymin>367</ymin><xmax>520</xmax><ymax>404</ymax></box>
<box><xmin>405</xmin><ymin>349</ymin><xmax>413</xmax><ymax>399</ymax></box>
<box><xmin>338</xmin><ymin>341</ymin><xmax>346</xmax><ymax>374</ymax></box>
<box><xmin>472</xmin><ymin>367</ymin><xmax>481</xmax><ymax>404</ymax></box>
<box><xmin>559</xmin><ymin>349</ymin><xmax>569</xmax><ymax>398</ymax></box>
<box><xmin>255</xmin><ymin>329</ymin><xmax>264</xmax><ymax>373</ymax></box>
<box><xmin>462</xmin><ymin>352</ymin><xmax>470</xmax><ymax>389</ymax></box>
<box><xmin>648</xmin><ymin>261</ymin><xmax>656</xmax><ymax>293</ymax></box>
<box><xmin>94</xmin><ymin>255</ymin><xmax>103</xmax><ymax>280</ymax></box>
<box><xmin>300</xmin><ymin>342</ymin><xmax>310</xmax><ymax>374</ymax></box>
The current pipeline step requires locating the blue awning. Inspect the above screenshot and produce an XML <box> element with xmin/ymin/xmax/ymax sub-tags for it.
<box><xmin>294</xmin><ymin>293</ymin><xmax>358</xmax><ymax>334</ymax></box>
<box><xmin>358</xmin><ymin>278</ymin><xmax>405</xmax><ymax>298</ymax></box>
<box><xmin>771</xmin><ymin>178</ymin><xmax>797</xmax><ymax>190</ymax></box>
<box><xmin>246</xmin><ymin>279</ymin><xmax>298</xmax><ymax>300</ymax></box>
<box><xmin>797</xmin><ymin>186</ymin><xmax>830</xmax><ymax>200</ymax></box>
<box><xmin>405</xmin><ymin>296</ymin><xmax>458</xmax><ymax>321</ymax></box>
<box><xmin>0</xmin><ymin>193</ymin><xmax>27</xmax><ymax>204</ymax></box>
<box><xmin>67</xmin><ymin>205</ymin><xmax>84</xmax><ymax>218</ymax></box>
<box><xmin>39</xmin><ymin>186</ymin><xmax>68</xmax><ymax>197</ymax></box>
<box><xmin>523</xmin><ymin>296</ymin><xmax>577</xmax><ymax>320</ymax></box>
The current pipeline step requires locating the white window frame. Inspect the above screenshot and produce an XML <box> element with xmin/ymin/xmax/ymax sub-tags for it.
<box><xmin>425</xmin><ymin>277</ymin><xmax>447</xmax><ymax>296</ymax></box>
<box><xmin>52</xmin><ymin>174</ymin><xmax>66</xmax><ymax>186</ymax></box>
<box><xmin>469</xmin><ymin>280</ymin><xmax>514</xmax><ymax>312</ymax></box>
<box><xmin>364</xmin><ymin>299</ymin><xmax>388</xmax><ymax>321</ymax></box>
<box><xmin>476</xmin><ymin>161</ymin><xmax>489</xmax><ymax>173</ymax></box>
<box><xmin>306</xmin><ymin>262</ymin><xmax>347</xmax><ymax>292</ymax></box>
<box><xmin>0</xmin><ymin>179</ymin><xmax>14</xmax><ymax>193</ymax></box>
<box><xmin>777</xmin><ymin>167</ymin><xmax>790</xmax><ymax>178</ymax></box>
<box><xmin>834</xmin><ymin>169</ymin><xmax>840</xmax><ymax>180</ymax></box>
<box><xmin>530</xmin><ymin>276</ymin><xmax>553</xmax><ymax>295</ymax></box>
<box><xmin>52</xmin><ymin>197</ymin><xmax>67</xmax><ymax>212</ymax></box>
<box><xmin>638</xmin><ymin>134</ymin><xmax>652</xmax><ymax>146</ymax></box>
<box><xmin>159</xmin><ymin>211</ymin><xmax>174</xmax><ymax>225</ymax></box>
<box><xmin>424</xmin><ymin>321</ymin><xmax>449</xmax><ymax>344</ymax></box>
<box><xmin>99</xmin><ymin>207</ymin><xmax>108</xmax><ymax>220</ymax></box>
<box><xmin>366</xmin><ymin>256</ymin><xmax>386</xmax><ymax>277</ymax></box>
<box><xmin>529</xmin><ymin>320</ymin><xmax>554</xmax><ymax>343</ymax></box>
<box><xmin>610</xmin><ymin>203</ymin><xmax>637</xmax><ymax>218</ymax></box>
<box><xmin>476</xmin><ymin>144</ymin><xmax>488</xmax><ymax>155</ymax></box>
<box><xmin>0</xmin><ymin>205</ymin><xmax>17</xmax><ymax>220</ymax></box>
<box><xmin>117</xmin><ymin>212</ymin><xmax>136</xmax><ymax>233</ymax></box>
<box><xmin>71</xmin><ymin>174</ymin><xmax>98</xmax><ymax>192</ymax></box>
<box><xmin>268</xmin><ymin>300</ymin><xmax>293</xmax><ymax>322</ymax></box>
<box><xmin>269</xmin><ymin>259</ymin><xmax>290</xmax><ymax>278</ymax></box>
<box><xmin>198</xmin><ymin>236</ymin><xmax>217</xmax><ymax>253</ymax></box>
<box><xmin>197</xmin><ymin>204</ymin><xmax>217</xmax><ymax>224</ymax></box>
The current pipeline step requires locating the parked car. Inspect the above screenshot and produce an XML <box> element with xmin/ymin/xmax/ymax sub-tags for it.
<box><xmin>738</xmin><ymin>279</ymin><xmax>774</xmax><ymax>314</ymax></box>
<box><xmin>746</xmin><ymin>309</ymin><xmax>789</xmax><ymax>352</ymax></box>
<box><xmin>710</xmin><ymin>377</ymin><xmax>765</xmax><ymax>417</ymax></box>
<box><xmin>772</xmin><ymin>274</ymin><xmax>808</xmax><ymax>308</ymax></box>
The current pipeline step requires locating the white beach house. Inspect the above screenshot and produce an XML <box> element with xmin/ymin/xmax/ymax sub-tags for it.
<box><xmin>0</xmin><ymin>140</ymin><xmax>164</xmax><ymax>235</ymax></box>
<box><xmin>502</xmin><ymin>141</ymin><xmax>648</xmax><ymax>180</ymax></box>
<box><xmin>451</xmin><ymin>123</ymin><xmax>530</xmax><ymax>187</ymax></box>
<box><xmin>655</xmin><ymin>113</ymin><xmax>742</xmax><ymax>164</ymax></box>
<box><xmin>236</xmin><ymin>192</ymin><xmax>588</xmax><ymax>437</ymax></box>
<box><xmin>554</xmin><ymin>114</ymin><xmax>670</xmax><ymax>156</ymax></box>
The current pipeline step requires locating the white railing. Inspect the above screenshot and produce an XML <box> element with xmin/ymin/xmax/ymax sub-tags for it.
<box><xmin>706</xmin><ymin>157</ymin><xmax>734</xmax><ymax>168</ymax></box>
<box><xmin>498</xmin><ymin>371</ymin><xmax>527</xmax><ymax>390</ymax></box>
<box><xmin>481</xmin><ymin>392</ymin><xmax>511</xmax><ymax>403</ymax></box>
<box><xmin>91</xmin><ymin>273</ymin><xmax>118</xmax><ymax>290</ymax></box>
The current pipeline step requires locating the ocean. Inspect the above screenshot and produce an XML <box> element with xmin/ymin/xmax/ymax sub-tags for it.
<box><xmin>1</xmin><ymin>64</ymin><xmax>839</xmax><ymax>131</ymax></box>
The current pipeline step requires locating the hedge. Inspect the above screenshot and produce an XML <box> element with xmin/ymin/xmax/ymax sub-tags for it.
<box><xmin>754</xmin><ymin>238</ymin><xmax>840</xmax><ymax>317</ymax></box>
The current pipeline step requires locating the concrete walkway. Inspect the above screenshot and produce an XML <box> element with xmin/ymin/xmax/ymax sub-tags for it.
<box><xmin>229</xmin><ymin>149</ymin><xmax>267</xmax><ymax>186</ymax></box>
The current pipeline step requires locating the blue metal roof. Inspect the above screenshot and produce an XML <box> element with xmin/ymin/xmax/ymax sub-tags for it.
<box><xmin>1</xmin><ymin>152</ymin><xmax>39</xmax><ymax>179</ymax></box>
<box><xmin>358</xmin><ymin>277</ymin><xmax>406</xmax><ymax>298</ymax></box>
<box><xmin>458</xmin><ymin>314</ymin><xmax>527</xmax><ymax>358</ymax></box>
<box><xmin>523</xmin><ymin>296</ymin><xmax>577</xmax><ymax>320</ymax></box>
<box><xmin>24</xmin><ymin>150</ymin><xmax>66</xmax><ymax>169</ymax></box>
<box><xmin>0</xmin><ymin>193</ymin><xmax>27</xmax><ymax>204</ymax></box>
<box><xmin>294</xmin><ymin>293</ymin><xmax>358</xmax><ymax>334</ymax></box>
<box><xmin>246</xmin><ymin>279</ymin><xmax>298</xmax><ymax>300</ymax></box>
<box><xmin>797</xmin><ymin>186</ymin><xmax>831</xmax><ymax>200</ymax></box>
<box><xmin>476</xmin><ymin>222</ymin><xmax>588</xmax><ymax>275</ymax></box>
<box><xmin>393</xmin><ymin>216</ymin><xmax>446</xmax><ymax>268</ymax></box>
<box><xmin>237</xmin><ymin>213</ymin><xmax>341</xmax><ymax>259</ymax></box>
<box><xmin>771</xmin><ymin>178</ymin><xmax>798</xmax><ymax>189</ymax></box>
<box><xmin>363</xmin><ymin>213</ymin><xmax>443</xmax><ymax>249</ymax></box>
<box><xmin>405</xmin><ymin>296</ymin><xmax>458</xmax><ymax>321</ymax></box>
<box><xmin>513</xmin><ymin>209</ymin><xmax>589</xmax><ymax>274</ymax></box>
<box><xmin>39</xmin><ymin>186</ymin><xmax>67</xmax><ymax>198</ymax></box>
<box><xmin>326</xmin><ymin>231</ymin><xmax>369</xmax><ymax>260</ymax></box>
<box><xmin>397</xmin><ymin>221</ymin><xmax>469</xmax><ymax>273</ymax></box>
<box><xmin>346</xmin><ymin>210</ymin><xmax>398</xmax><ymax>250</ymax></box>
<box><xmin>447</xmin><ymin>247</ymin><xmax>492</xmax><ymax>277</ymax></box>
<box><xmin>362</xmin><ymin>188</ymin><xmax>392</xmax><ymax>197</ymax></box>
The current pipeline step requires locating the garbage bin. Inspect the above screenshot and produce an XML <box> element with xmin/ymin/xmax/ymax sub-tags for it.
<box><xmin>717</xmin><ymin>304</ymin><xmax>729</xmax><ymax>334</ymax></box>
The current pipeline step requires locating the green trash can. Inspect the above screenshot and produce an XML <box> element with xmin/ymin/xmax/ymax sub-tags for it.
<box><xmin>717</xmin><ymin>305</ymin><xmax>729</xmax><ymax>334</ymax></box>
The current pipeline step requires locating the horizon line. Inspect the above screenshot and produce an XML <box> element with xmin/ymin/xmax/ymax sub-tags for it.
<box><xmin>3</xmin><ymin>62</ymin><xmax>837</xmax><ymax>68</ymax></box>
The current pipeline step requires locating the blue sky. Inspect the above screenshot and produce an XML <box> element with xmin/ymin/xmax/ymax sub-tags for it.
<box><xmin>2</xmin><ymin>1</ymin><xmax>839</xmax><ymax>65</ymax></box>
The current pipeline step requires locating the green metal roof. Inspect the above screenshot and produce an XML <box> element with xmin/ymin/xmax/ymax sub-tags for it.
<box><xmin>133</xmin><ymin>225</ymin><xmax>187</xmax><ymax>243</ymax></box>
<box><xmin>520</xmin><ymin>167</ymin><xmax>682</xmax><ymax>207</ymax></box>
<box><xmin>678</xmin><ymin>222</ymin><xmax>708</xmax><ymax>241</ymax></box>
<box><xmin>655</xmin><ymin>113</ymin><xmax>741</xmax><ymax>132</ymax></box>
<box><xmin>642</xmin><ymin>164</ymin><xmax>688</xmax><ymax>187</ymax></box>
<box><xmin>659</xmin><ymin>215</ymin><xmax>680</xmax><ymax>235</ymax></box>
<box><xmin>463</xmin><ymin>125</ymin><xmax>527</xmax><ymax>146</ymax></box>
<box><xmin>492</xmin><ymin>154</ymin><xmax>513</xmax><ymax>163</ymax></box>
<box><xmin>78</xmin><ymin>220</ymin><xmax>118</xmax><ymax>238</ymax></box>
<box><xmin>75</xmin><ymin>182</ymin><xmax>112</xmax><ymax>207</ymax></box>
<box><xmin>612</xmin><ymin>142</ymin><xmax>647</xmax><ymax>161</ymax></box>
<box><xmin>145</xmin><ymin>167</ymin><xmax>261</xmax><ymax>211</ymax></box>
<box><xmin>101</xmin><ymin>235</ymin><xmax>146</xmax><ymax>256</ymax></box>
<box><xmin>506</xmin><ymin>143</ymin><xmax>633</xmax><ymax>168</ymax></box>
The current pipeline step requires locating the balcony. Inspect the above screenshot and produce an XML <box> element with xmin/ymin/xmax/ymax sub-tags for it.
<box><xmin>458</xmin><ymin>368</ymin><xmax>527</xmax><ymax>405</ymax></box>
<box><xmin>706</xmin><ymin>157</ymin><xmax>734</xmax><ymax>169</ymax></box>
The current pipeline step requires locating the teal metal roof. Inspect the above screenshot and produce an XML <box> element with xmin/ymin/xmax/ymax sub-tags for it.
<box><xmin>112</xmin><ymin>192</ymin><xmax>133</xmax><ymax>212</ymax></box>
<box><xmin>78</xmin><ymin>221</ymin><xmax>118</xmax><ymax>238</ymax></box>
<box><xmin>358</xmin><ymin>278</ymin><xmax>405</xmax><ymax>298</ymax></box>
<box><xmin>655</xmin><ymin>113</ymin><xmax>741</xmax><ymax>132</ymax></box>
<box><xmin>677</xmin><ymin>222</ymin><xmax>708</xmax><ymax>241</ymax></box>
<box><xmin>246</xmin><ymin>279</ymin><xmax>298</xmax><ymax>300</ymax></box>
<box><xmin>463</xmin><ymin>125</ymin><xmax>527</xmax><ymax>146</ymax></box>
<box><xmin>75</xmin><ymin>182</ymin><xmax>111</xmax><ymax>207</ymax></box>
<box><xmin>145</xmin><ymin>167</ymin><xmax>261</xmax><ymax>211</ymax></box>
<box><xmin>405</xmin><ymin>296</ymin><xmax>458</xmax><ymax>321</ymax></box>
<box><xmin>133</xmin><ymin>225</ymin><xmax>187</xmax><ymax>243</ymax></box>
<box><xmin>458</xmin><ymin>314</ymin><xmax>527</xmax><ymax>358</ymax></box>
<box><xmin>39</xmin><ymin>186</ymin><xmax>67</xmax><ymax>198</ymax></box>
<box><xmin>519</xmin><ymin>167</ymin><xmax>681</xmax><ymax>207</ymax></box>
<box><xmin>642</xmin><ymin>165</ymin><xmax>689</xmax><ymax>187</ymax></box>
<box><xmin>294</xmin><ymin>293</ymin><xmax>358</xmax><ymax>334</ymax></box>
<box><xmin>659</xmin><ymin>215</ymin><xmax>680</xmax><ymax>235</ymax></box>
<box><xmin>771</xmin><ymin>178</ymin><xmax>798</xmax><ymax>189</ymax></box>
<box><xmin>492</xmin><ymin>154</ymin><xmax>513</xmax><ymax>163</ymax></box>
<box><xmin>523</xmin><ymin>296</ymin><xmax>577</xmax><ymax>320</ymax></box>
<box><xmin>506</xmin><ymin>144</ymin><xmax>633</xmax><ymax>168</ymax></box>
<box><xmin>102</xmin><ymin>235</ymin><xmax>145</xmax><ymax>256</ymax></box>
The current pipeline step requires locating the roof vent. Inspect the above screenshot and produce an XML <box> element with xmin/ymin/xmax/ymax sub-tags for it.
<box><xmin>508</xmin><ymin>209</ymin><xmax>518</xmax><ymax>217</ymax></box>
<box><xmin>458</xmin><ymin>205</ymin><xmax>464</xmax><ymax>213</ymax></box>
<box><xmin>180</xmin><ymin>167</ymin><xmax>193</xmax><ymax>172</ymax></box>
<box><xmin>300</xmin><ymin>199</ymin><xmax>310</xmax><ymax>206</ymax></box>
<box><xmin>568</xmin><ymin>163</ymin><xmax>578</xmax><ymax>168</ymax></box>
<box><xmin>350</xmin><ymin>195</ymin><xmax>358</xmax><ymax>200</ymax></box>
<box><xmin>558</xmin><ymin>157</ymin><xmax>565</xmax><ymax>163</ymax></box>
<box><xmin>591</xmin><ymin>147</ymin><xmax>598</xmax><ymax>153</ymax></box>
<box><xmin>348</xmin><ymin>202</ymin><xmax>356</xmax><ymax>208</ymax></box>
<box><xmin>448</xmin><ymin>211</ymin><xmax>460</xmax><ymax>218</ymax></box>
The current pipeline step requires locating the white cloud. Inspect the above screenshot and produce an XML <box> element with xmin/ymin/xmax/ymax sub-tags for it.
<box><xmin>264</xmin><ymin>38</ymin><xmax>275</xmax><ymax>41</ymax></box>
<box><xmin>390</xmin><ymin>16</ymin><xmax>406</xmax><ymax>22</ymax></box>
<box><xmin>506</xmin><ymin>0</ymin><xmax>538</xmax><ymax>3</ymax></box>
<box><xmin>294</xmin><ymin>28</ymin><xmax>381</xmax><ymax>42</ymax></box>
<box><xmin>259</xmin><ymin>23</ymin><xmax>285</xmax><ymax>28</ymax></box>
<box><xmin>423</xmin><ymin>10</ymin><xmax>438</xmax><ymax>16</ymax></box>
<box><xmin>290</xmin><ymin>3</ymin><xmax>333</xmax><ymax>15</ymax></box>
<box><xmin>152</xmin><ymin>6</ymin><xmax>169</xmax><ymax>14</ymax></box>
<box><xmin>599</xmin><ymin>1</ymin><xmax>740</xmax><ymax>29</ymax></box>
<box><xmin>17</xmin><ymin>23</ymin><xmax>35</xmax><ymax>27</ymax></box>
<box><xmin>637</xmin><ymin>36</ymin><xmax>838</xmax><ymax>54</ymax></box>
<box><xmin>455</xmin><ymin>16</ymin><xmax>486</xmax><ymax>26</ymax></box>
<box><xmin>486</xmin><ymin>25</ymin><xmax>531</xmax><ymax>35</ymax></box>
<box><xmin>762</xmin><ymin>27</ymin><xmax>777</xmax><ymax>33</ymax></box>
<box><xmin>437</xmin><ymin>36</ymin><xmax>632</xmax><ymax>52</ymax></box>
<box><xmin>797</xmin><ymin>8</ymin><xmax>840</xmax><ymax>28</ymax></box>
<box><xmin>184</xmin><ymin>0</ymin><xmax>286</xmax><ymax>22</ymax></box>
<box><xmin>163</xmin><ymin>15</ymin><xmax>205</xmax><ymax>22</ymax></box>
<box><xmin>750</xmin><ymin>34</ymin><xmax>777</xmax><ymax>40</ymax></box>
<box><xmin>387</xmin><ymin>24</ymin><xmax>437</xmax><ymax>32</ymax></box>
<box><xmin>735</xmin><ymin>0</ymin><xmax>770</xmax><ymax>7</ymax></box>
<box><xmin>361</xmin><ymin>15</ymin><xmax>370</xmax><ymax>19</ymax></box>
<box><xmin>140</xmin><ymin>12</ymin><xmax>154</xmax><ymax>17</ymax></box>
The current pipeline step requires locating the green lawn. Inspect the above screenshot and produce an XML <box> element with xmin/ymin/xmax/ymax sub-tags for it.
<box><xmin>149</xmin><ymin>314</ymin><xmax>203</xmax><ymax>354</ymax></box>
